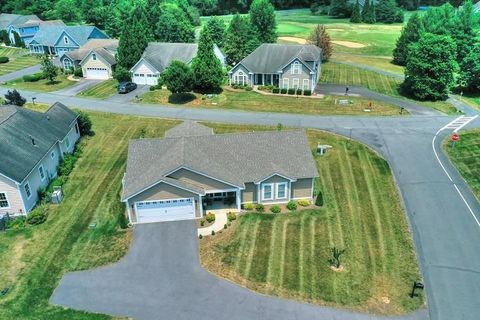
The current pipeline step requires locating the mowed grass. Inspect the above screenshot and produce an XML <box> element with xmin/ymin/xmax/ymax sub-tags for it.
<box><xmin>140</xmin><ymin>88</ymin><xmax>407</xmax><ymax>116</ymax></box>
<box><xmin>0</xmin><ymin>55</ymin><xmax>39</xmax><ymax>76</ymax></box>
<box><xmin>331</xmin><ymin>53</ymin><xmax>404</xmax><ymax>76</ymax></box>
<box><xmin>0</xmin><ymin>109</ymin><xmax>179</xmax><ymax>320</ymax></box>
<box><xmin>6</xmin><ymin>74</ymin><xmax>76</xmax><ymax>92</ymax></box>
<box><xmin>77</xmin><ymin>79</ymin><xmax>118</xmax><ymax>99</ymax></box>
<box><xmin>444</xmin><ymin>129</ymin><xmax>480</xmax><ymax>200</ymax></box>
<box><xmin>0</xmin><ymin>47</ymin><xmax>29</xmax><ymax>57</ymax></box>
<box><xmin>320</xmin><ymin>62</ymin><xmax>458</xmax><ymax>114</ymax></box>
<box><xmin>200</xmin><ymin>128</ymin><xmax>423</xmax><ymax>315</ymax></box>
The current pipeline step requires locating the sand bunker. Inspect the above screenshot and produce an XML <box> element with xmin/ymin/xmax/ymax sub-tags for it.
<box><xmin>279</xmin><ymin>36</ymin><xmax>307</xmax><ymax>44</ymax></box>
<box><xmin>332</xmin><ymin>40</ymin><xmax>367</xmax><ymax>48</ymax></box>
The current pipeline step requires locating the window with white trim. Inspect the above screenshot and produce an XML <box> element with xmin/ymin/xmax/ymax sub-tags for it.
<box><xmin>234</xmin><ymin>71</ymin><xmax>247</xmax><ymax>85</ymax></box>
<box><xmin>282</xmin><ymin>78</ymin><xmax>289</xmax><ymax>89</ymax></box>
<box><xmin>0</xmin><ymin>193</ymin><xmax>9</xmax><ymax>208</ymax></box>
<box><xmin>262</xmin><ymin>184</ymin><xmax>273</xmax><ymax>201</ymax></box>
<box><xmin>63</xmin><ymin>59</ymin><xmax>72</xmax><ymax>70</ymax></box>
<box><xmin>24</xmin><ymin>183</ymin><xmax>31</xmax><ymax>199</ymax></box>
<box><xmin>303</xmin><ymin>79</ymin><xmax>309</xmax><ymax>90</ymax></box>
<box><xmin>276</xmin><ymin>182</ymin><xmax>287</xmax><ymax>199</ymax></box>
<box><xmin>75</xmin><ymin>123</ymin><xmax>79</xmax><ymax>135</ymax></box>
<box><xmin>291</xmin><ymin>61</ymin><xmax>301</xmax><ymax>74</ymax></box>
<box><xmin>293</xmin><ymin>78</ymin><xmax>299</xmax><ymax>89</ymax></box>
<box><xmin>64</xmin><ymin>36</ymin><xmax>69</xmax><ymax>44</ymax></box>
<box><xmin>92</xmin><ymin>53</ymin><xmax>97</xmax><ymax>60</ymax></box>
<box><xmin>65</xmin><ymin>137</ymin><xmax>70</xmax><ymax>148</ymax></box>
<box><xmin>51</xmin><ymin>151</ymin><xmax>55</xmax><ymax>159</ymax></box>
<box><xmin>38</xmin><ymin>165</ymin><xmax>45</xmax><ymax>181</ymax></box>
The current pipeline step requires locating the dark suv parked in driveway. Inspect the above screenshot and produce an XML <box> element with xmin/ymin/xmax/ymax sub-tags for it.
<box><xmin>117</xmin><ymin>81</ymin><xmax>137</xmax><ymax>94</ymax></box>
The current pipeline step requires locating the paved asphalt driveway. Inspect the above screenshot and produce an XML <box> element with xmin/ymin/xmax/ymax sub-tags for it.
<box><xmin>52</xmin><ymin>79</ymin><xmax>103</xmax><ymax>96</ymax></box>
<box><xmin>51</xmin><ymin>221</ymin><xmax>428</xmax><ymax>320</ymax></box>
<box><xmin>0</xmin><ymin>64</ymin><xmax>41</xmax><ymax>83</ymax></box>
<box><xmin>106</xmin><ymin>84</ymin><xmax>150</xmax><ymax>102</ymax></box>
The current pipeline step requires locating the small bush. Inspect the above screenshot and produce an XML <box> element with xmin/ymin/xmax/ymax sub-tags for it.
<box><xmin>205</xmin><ymin>212</ymin><xmax>216</xmax><ymax>223</ymax></box>
<box><xmin>74</xmin><ymin>68</ymin><xmax>83</xmax><ymax>77</ymax></box>
<box><xmin>270</xmin><ymin>205</ymin><xmax>281</xmax><ymax>213</ymax></box>
<box><xmin>199</xmin><ymin>234</ymin><xmax>203</xmax><ymax>239</ymax></box>
<box><xmin>280</xmin><ymin>88</ymin><xmax>288</xmax><ymax>94</ymax></box>
<box><xmin>211</xmin><ymin>230</ymin><xmax>215</xmax><ymax>236</ymax></box>
<box><xmin>258</xmin><ymin>85</ymin><xmax>275</xmax><ymax>91</ymax></box>
<box><xmin>245</xmin><ymin>86</ymin><xmax>253</xmax><ymax>91</ymax></box>
<box><xmin>76</xmin><ymin>110</ymin><xmax>93</xmax><ymax>136</ymax></box>
<box><xmin>0</xmin><ymin>56</ymin><xmax>9</xmax><ymax>63</ymax></box>
<box><xmin>286</xmin><ymin>200</ymin><xmax>297</xmax><ymax>211</ymax></box>
<box><xmin>297</xmin><ymin>199</ymin><xmax>310</xmax><ymax>207</ymax></box>
<box><xmin>243</xmin><ymin>203</ymin><xmax>254</xmax><ymax>211</ymax></box>
<box><xmin>26</xmin><ymin>205</ymin><xmax>48</xmax><ymax>225</ymax></box>
<box><xmin>224</xmin><ymin>224</ymin><xmax>227</xmax><ymax>229</ymax></box>
<box><xmin>315</xmin><ymin>192</ymin><xmax>324</xmax><ymax>207</ymax></box>
<box><xmin>227</xmin><ymin>212</ymin><xmax>237</xmax><ymax>221</ymax></box>
<box><xmin>23</xmin><ymin>73</ymin><xmax>43</xmax><ymax>82</ymax></box>
<box><xmin>200</xmin><ymin>220</ymin><xmax>205</xmax><ymax>226</ymax></box>
<box><xmin>6</xmin><ymin>216</ymin><xmax>26</xmax><ymax>230</ymax></box>
<box><xmin>287</xmin><ymin>88</ymin><xmax>296</xmax><ymax>95</ymax></box>
<box><xmin>255</xmin><ymin>203</ymin><xmax>264</xmax><ymax>212</ymax></box>
<box><xmin>303</xmin><ymin>89</ymin><xmax>312</xmax><ymax>96</ymax></box>
<box><xmin>272</xmin><ymin>88</ymin><xmax>280</xmax><ymax>94</ymax></box>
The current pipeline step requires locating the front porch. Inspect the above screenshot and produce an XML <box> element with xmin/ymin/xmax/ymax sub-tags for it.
<box><xmin>201</xmin><ymin>190</ymin><xmax>240</xmax><ymax>215</ymax></box>
<box><xmin>253</xmin><ymin>73</ymin><xmax>280</xmax><ymax>86</ymax></box>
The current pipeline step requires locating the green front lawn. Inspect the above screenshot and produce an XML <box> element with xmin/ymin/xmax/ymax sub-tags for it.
<box><xmin>320</xmin><ymin>62</ymin><xmax>458</xmax><ymax>115</ymax></box>
<box><xmin>140</xmin><ymin>88</ymin><xmax>407</xmax><ymax>116</ymax></box>
<box><xmin>331</xmin><ymin>53</ymin><xmax>404</xmax><ymax>76</ymax></box>
<box><xmin>0</xmin><ymin>109</ymin><xmax>179</xmax><ymax>319</ymax></box>
<box><xmin>0</xmin><ymin>55</ymin><xmax>40</xmax><ymax>76</ymax></box>
<box><xmin>0</xmin><ymin>47</ymin><xmax>29</xmax><ymax>57</ymax></box>
<box><xmin>5</xmin><ymin>74</ymin><xmax>76</xmax><ymax>92</ymax></box>
<box><xmin>77</xmin><ymin>79</ymin><xmax>118</xmax><ymax>99</ymax></box>
<box><xmin>443</xmin><ymin>129</ymin><xmax>480</xmax><ymax>200</ymax></box>
<box><xmin>200</xmin><ymin>128</ymin><xmax>423</xmax><ymax>315</ymax></box>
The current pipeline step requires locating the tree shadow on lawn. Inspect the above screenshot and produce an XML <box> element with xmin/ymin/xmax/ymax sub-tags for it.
<box><xmin>168</xmin><ymin>93</ymin><xmax>197</xmax><ymax>104</ymax></box>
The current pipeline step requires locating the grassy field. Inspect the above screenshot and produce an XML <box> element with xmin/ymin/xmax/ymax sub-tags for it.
<box><xmin>0</xmin><ymin>47</ymin><xmax>30</xmax><ymax>57</ymax></box>
<box><xmin>0</xmin><ymin>107</ymin><xmax>179</xmax><ymax>319</ymax></box>
<box><xmin>5</xmin><ymin>74</ymin><xmax>76</xmax><ymax>92</ymax></box>
<box><xmin>0</xmin><ymin>55</ymin><xmax>39</xmax><ymax>77</ymax></box>
<box><xmin>140</xmin><ymin>88</ymin><xmax>406</xmax><ymax>116</ymax></box>
<box><xmin>443</xmin><ymin>129</ymin><xmax>480</xmax><ymax>200</ymax></box>
<box><xmin>200</xmin><ymin>127</ymin><xmax>423</xmax><ymax>315</ymax></box>
<box><xmin>331</xmin><ymin>53</ymin><xmax>404</xmax><ymax>76</ymax></box>
<box><xmin>320</xmin><ymin>62</ymin><xmax>458</xmax><ymax>114</ymax></box>
<box><xmin>77</xmin><ymin>79</ymin><xmax>118</xmax><ymax>99</ymax></box>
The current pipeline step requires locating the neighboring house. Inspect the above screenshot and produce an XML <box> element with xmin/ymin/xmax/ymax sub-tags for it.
<box><xmin>0</xmin><ymin>13</ymin><xmax>39</xmax><ymax>32</ymax></box>
<box><xmin>229</xmin><ymin>44</ymin><xmax>322</xmax><ymax>92</ymax></box>
<box><xmin>28</xmin><ymin>25</ymin><xmax>109</xmax><ymax>56</ymax></box>
<box><xmin>130</xmin><ymin>42</ymin><xmax>226</xmax><ymax>86</ymax></box>
<box><xmin>0</xmin><ymin>103</ymin><xmax>80</xmax><ymax>217</ymax></box>
<box><xmin>59</xmin><ymin>39</ymin><xmax>119</xmax><ymax>79</ymax></box>
<box><xmin>122</xmin><ymin>121</ymin><xmax>318</xmax><ymax>224</ymax></box>
<box><xmin>8</xmin><ymin>19</ymin><xmax>65</xmax><ymax>45</ymax></box>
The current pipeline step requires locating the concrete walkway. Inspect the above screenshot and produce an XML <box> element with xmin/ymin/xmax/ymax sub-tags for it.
<box><xmin>0</xmin><ymin>64</ymin><xmax>41</xmax><ymax>83</ymax></box>
<box><xmin>197</xmin><ymin>210</ymin><xmax>228</xmax><ymax>237</ymax></box>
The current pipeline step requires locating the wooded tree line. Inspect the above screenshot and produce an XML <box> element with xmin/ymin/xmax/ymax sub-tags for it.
<box><xmin>393</xmin><ymin>1</ymin><xmax>480</xmax><ymax>100</ymax></box>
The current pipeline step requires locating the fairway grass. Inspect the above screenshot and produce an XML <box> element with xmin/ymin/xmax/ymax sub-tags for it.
<box><xmin>443</xmin><ymin>129</ymin><xmax>480</xmax><ymax>200</ymax></box>
<box><xmin>5</xmin><ymin>74</ymin><xmax>76</xmax><ymax>92</ymax></box>
<box><xmin>0</xmin><ymin>55</ymin><xmax>39</xmax><ymax>76</ymax></box>
<box><xmin>77</xmin><ymin>79</ymin><xmax>118</xmax><ymax>99</ymax></box>
<box><xmin>140</xmin><ymin>88</ymin><xmax>407</xmax><ymax>116</ymax></box>
<box><xmin>200</xmin><ymin>128</ymin><xmax>423</xmax><ymax>315</ymax></box>
<box><xmin>0</xmin><ymin>110</ymin><xmax>179</xmax><ymax>320</ymax></box>
<box><xmin>331</xmin><ymin>53</ymin><xmax>404</xmax><ymax>76</ymax></box>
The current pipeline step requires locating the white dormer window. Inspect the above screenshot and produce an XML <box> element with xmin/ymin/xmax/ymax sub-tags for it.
<box><xmin>92</xmin><ymin>53</ymin><xmax>97</xmax><ymax>60</ymax></box>
<box><xmin>64</xmin><ymin>36</ymin><xmax>69</xmax><ymax>44</ymax></box>
<box><xmin>291</xmin><ymin>61</ymin><xmax>301</xmax><ymax>75</ymax></box>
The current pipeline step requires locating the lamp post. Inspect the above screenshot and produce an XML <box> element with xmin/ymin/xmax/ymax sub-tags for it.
<box><xmin>32</xmin><ymin>97</ymin><xmax>36</xmax><ymax>105</ymax></box>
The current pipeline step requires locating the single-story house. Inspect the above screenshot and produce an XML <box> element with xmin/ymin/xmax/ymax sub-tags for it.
<box><xmin>59</xmin><ymin>39</ymin><xmax>118</xmax><ymax>79</ymax></box>
<box><xmin>122</xmin><ymin>121</ymin><xmax>318</xmax><ymax>224</ymax></box>
<box><xmin>8</xmin><ymin>19</ymin><xmax>65</xmax><ymax>45</ymax></box>
<box><xmin>28</xmin><ymin>25</ymin><xmax>109</xmax><ymax>56</ymax></box>
<box><xmin>130</xmin><ymin>42</ymin><xmax>226</xmax><ymax>86</ymax></box>
<box><xmin>0</xmin><ymin>103</ymin><xmax>80</xmax><ymax>217</ymax></box>
<box><xmin>229</xmin><ymin>44</ymin><xmax>322</xmax><ymax>92</ymax></box>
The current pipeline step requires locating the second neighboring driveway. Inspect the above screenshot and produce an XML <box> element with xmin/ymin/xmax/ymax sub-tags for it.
<box><xmin>52</xmin><ymin>79</ymin><xmax>103</xmax><ymax>96</ymax></box>
<box><xmin>51</xmin><ymin>221</ymin><xmax>427</xmax><ymax>320</ymax></box>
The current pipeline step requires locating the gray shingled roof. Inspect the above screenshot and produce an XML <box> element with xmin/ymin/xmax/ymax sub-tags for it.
<box><xmin>63</xmin><ymin>39</ymin><xmax>118</xmax><ymax>65</ymax></box>
<box><xmin>474</xmin><ymin>1</ymin><xmax>480</xmax><ymax>12</ymax></box>
<box><xmin>165</xmin><ymin>121</ymin><xmax>214</xmax><ymax>138</ymax></box>
<box><xmin>235</xmin><ymin>44</ymin><xmax>321</xmax><ymax>74</ymax></box>
<box><xmin>0</xmin><ymin>13</ymin><xmax>39</xmax><ymax>30</ymax></box>
<box><xmin>139</xmin><ymin>42</ymin><xmax>199</xmax><ymax>73</ymax></box>
<box><xmin>122</xmin><ymin>125</ymin><xmax>318</xmax><ymax>200</ymax></box>
<box><xmin>18</xmin><ymin>19</ymin><xmax>65</xmax><ymax>28</ymax></box>
<box><xmin>0</xmin><ymin>103</ymin><xmax>78</xmax><ymax>182</ymax></box>
<box><xmin>30</xmin><ymin>25</ymin><xmax>105</xmax><ymax>47</ymax></box>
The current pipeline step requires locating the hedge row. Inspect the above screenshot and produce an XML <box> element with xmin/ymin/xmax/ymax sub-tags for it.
<box><xmin>0</xmin><ymin>56</ymin><xmax>9</xmax><ymax>63</ymax></box>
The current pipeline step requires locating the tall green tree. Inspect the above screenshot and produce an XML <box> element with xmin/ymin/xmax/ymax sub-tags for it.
<box><xmin>376</xmin><ymin>0</ymin><xmax>402</xmax><ymax>24</ymax></box>
<box><xmin>307</xmin><ymin>24</ymin><xmax>332</xmax><ymax>62</ymax></box>
<box><xmin>459</xmin><ymin>44</ymin><xmax>480</xmax><ymax>92</ymax></box>
<box><xmin>12</xmin><ymin>31</ymin><xmax>24</xmax><ymax>48</ymax></box>
<box><xmin>350</xmin><ymin>0</ymin><xmax>362</xmax><ymax>23</ymax></box>
<box><xmin>224</xmin><ymin>14</ymin><xmax>261</xmax><ymax>65</ymax></box>
<box><xmin>453</xmin><ymin>0</ymin><xmax>477</xmax><ymax>63</ymax></box>
<box><xmin>362</xmin><ymin>0</ymin><xmax>376</xmax><ymax>24</ymax></box>
<box><xmin>117</xmin><ymin>3</ymin><xmax>153</xmax><ymax>70</ymax></box>
<box><xmin>191</xmin><ymin>28</ymin><xmax>224</xmax><ymax>93</ymax></box>
<box><xmin>105</xmin><ymin>0</ymin><xmax>135</xmax><ymax>38</ymax></box>
<box><xmin>329</xmin><ymin>0</ymin><xmax>351</xmax><ymax>18</ymax></box>
<box><xmin>161</xmin><ymin>60</ymin><xmax>194</xmax><ymax>94</ymax></box>
<box><xmin>155</xmin><ymin>3</ymin><xmax>195</xmax><ymax>42</ymax></box>
<box><xmin>422</xmin><ymin>3</ymin><xmax>457</xmax><ymax>36</ymax></box>
<box><xmin>205</xmin><ymin>17</ymin><xmax>226</xmax><ymax>48</ymax></box>
<box><xmin>41</xmin><ymin>55</ymin><xmax>58</xmax><ymax>83</ymax></box>
<box><xmin>402</xmin><ymin>33</ymin><xmax>458</xmax><ymax>101</ymax></box>
<box><xmin>392</xmin><ymin>13</ymin><xmax>423</xmax><ymax>66</ymax></box>
<box><xmin>0</xmin><ymin>30</ymin><xmax>11</xmax><ymax>46</ymax></box>
<box><xmin>249</xmin><ymin>0</ymin><xmax>277</xmax><ymax>43</ymax></box>
<box><xmin>53</xmin><ymin>0</ymin><xmax>82</xmax><ymax>22</ymax></box>
<box><xmin>81</xmin><ymin>0</ymin><xmax>108</xmax><ymax>27</ymax></box>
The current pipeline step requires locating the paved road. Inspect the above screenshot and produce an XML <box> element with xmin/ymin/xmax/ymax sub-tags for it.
<box><xmin>2</xmin><ymin>88</ymin><xmax>480</xmax><ymax>320</ymax></box>
<box><xmin>0</xmin><ymin>64</ymin><xmax>41</xmax><ymax>83</ymax></box>
<box><xmin>52</xmin><ymin>79</ymin><xmax>102</xmax><ymax>96</ymax></box>
<box><xmin>51</xmin><ymin>221</ymin><xmax>429</xmax><ymax>320</ymax></box>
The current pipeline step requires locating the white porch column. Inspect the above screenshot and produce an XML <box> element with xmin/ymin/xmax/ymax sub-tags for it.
<box><xmin>236</xmin><ymin>189</ymin><xmax>241</xmax><ymax>212</ymax></box>
<box><xmin>200</xmin><ymin>196</ymin><xmax>204</xmax><ymax>217</ymax></box>
<box><xmin>126</xmin><ymin>200</ymin><xmax>132</xmax><ymax>224</ymax></box>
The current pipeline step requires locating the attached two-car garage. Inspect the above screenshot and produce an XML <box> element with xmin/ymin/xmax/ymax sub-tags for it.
<box><xmin>85</xmin><ymin>67</ymin><xmax>109</xmax><ymax>80</ymax></box>
<box><xmin>135</xmin><ymin>198</ymin><xmax>196</xmax><ymax>223</ymax></box>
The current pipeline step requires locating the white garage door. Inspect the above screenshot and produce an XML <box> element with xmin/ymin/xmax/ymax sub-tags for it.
<box><xmin>132</xmin><ymin>73</ymin><xmax>157</xmax><ymax>85</ymax></box>
<box><xmin>135</xmin><ymin>198</ymin><xmax>195</xmax><ymax>223</ymax></box>
<box><xmin>85</xmin><ymin>67</ymin><xmax>109</xmax><ymax>80</ymax></box>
